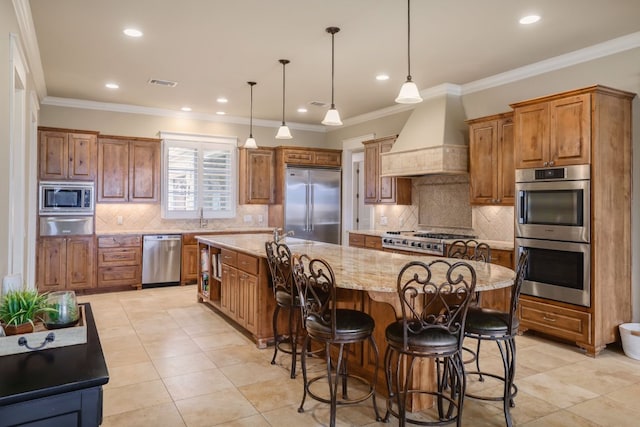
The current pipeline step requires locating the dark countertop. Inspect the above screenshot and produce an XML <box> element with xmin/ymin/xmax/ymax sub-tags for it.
<box><xmin>0</xmin><ymin>303</ymin><xmax>109</xmax><ymax>406</ymax></box>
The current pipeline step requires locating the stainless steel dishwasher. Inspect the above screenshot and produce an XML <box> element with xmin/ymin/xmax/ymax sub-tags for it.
<box><xmin>142</xmin><ymin>235</ymin><xmax>182</xmax><ymax>286</ymax></box>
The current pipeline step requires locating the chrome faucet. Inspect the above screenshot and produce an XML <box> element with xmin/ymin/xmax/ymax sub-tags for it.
<box><xmin>273</xmin><ymin>227</ymin><xmax>294</xmax><ymax>242</ymax></box>
<box><xmin>199</xmin><ymin>207</ymin><xmax>208</xmax><ymax>228</ymax></box>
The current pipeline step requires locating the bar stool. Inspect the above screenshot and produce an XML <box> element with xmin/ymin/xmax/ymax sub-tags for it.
<box><xmin>291</xmin><ymin>254</ymin><xmax>382</xmax><ymax>427</ymax></box>
<box><xmin>265</xmin><ymin>240</ymin><xmax>301</xmax><ymax>378</ymax></box>
<box><xmin>447</xmin><ymin>239</ymin><xmax>491</xmax><ymax>263</ymax></box>
<box><xmin>463</xmin><ymin>250</ymin><xmax>529</xmax><ymax>427</ymax></box>
<box><xmin>384</xmin><ymin>259</ymin><xmax>477</xmax><ymax>427</ymax></box>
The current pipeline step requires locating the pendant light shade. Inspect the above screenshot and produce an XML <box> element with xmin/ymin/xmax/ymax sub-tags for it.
<box><xmin>244</xmin><ymin>81</ymin><xmax>258</xmax><ymax>149</ymax></box>
<box><xmin>396</xmin><ymin>0</ymin><xmax>423</xmax><ymax>104</ymax></box>
<box><xmin>322</xmin><ymin>26</ymin><xmax>343</xmax><ymax>126</ymax></box>
<box><xmin>276</xmin><ymin>59</ymin><xmax>293</xmax><ymax>139</ymax></box>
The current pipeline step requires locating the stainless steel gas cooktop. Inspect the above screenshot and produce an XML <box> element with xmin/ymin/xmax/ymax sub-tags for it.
<box><xmin>381</xmin><ymin>231</ymin><xmax>476</xmax><ymax>255</ymax></box>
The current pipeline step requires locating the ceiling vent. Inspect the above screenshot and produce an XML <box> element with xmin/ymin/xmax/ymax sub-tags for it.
<box><xmin>309</xmin><ymin>101</ymin><xmax>328</xmax><ymax>107</ymax></box>
<box><xmin>148</xmin><ymin>78</ymin><xmax>178</xmax><ymax>87</ymax></box>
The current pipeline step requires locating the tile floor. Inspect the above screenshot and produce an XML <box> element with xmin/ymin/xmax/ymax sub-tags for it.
<box><xmin>79</xmin><ymin>285</ymin><xmax>640</xmax><ymax>427</ymax></box>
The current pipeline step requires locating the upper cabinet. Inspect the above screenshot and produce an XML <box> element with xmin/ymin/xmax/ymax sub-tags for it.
<box><xmin>97</xmin><ymin>136</ymin><xmax>160</xmax><ymax>203</ymax></box>
<box><xmin>38</xmin><ymin>128</ymin><xmax>98</xmax><ymax>181</ymax></box>
<box><xmin>239</xmin><ymin>147</ymin><xmax>275</xmax><ymax>204</ymax></box>
<box><xmin>280</xmin><ymin>147</ymin><xmax>341</xmax><ymax>167</ymax></box>
<box><xmin>512</xmin><ymin>92</ymin><xmax>591</xmax><ymax>169</ymax></box>
<box><xmin>363</xmin><ymin>136</ymin><xmax>411</xmax><ymax>205</ymax></box>
<box><xmin>468</xmin><ymin>112</ymin><xmax>514</xmax><ymax>205</ymax></box>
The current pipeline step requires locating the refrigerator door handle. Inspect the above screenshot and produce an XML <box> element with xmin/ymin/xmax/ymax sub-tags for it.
<box><xmin>305</xmin><ymin>183</ymin><xmax>310</xmax><ymax>232</ymax></box>
<box><xmin>309</xmin><ymin>184</ymin><xmax>314</xmax><ymax>231</ymax></box>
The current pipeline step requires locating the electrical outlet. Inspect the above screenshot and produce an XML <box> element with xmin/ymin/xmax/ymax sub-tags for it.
<box><xmin>399</xmin><ymin>217</ymin><xmax>404</xmax><ymax>226</ymax></box>
<box><xmin>380</xmin><ymin>216</ymin><xmax>388</xmax><ymax>225</ymax></box>
<box><xmin>117</xmin><ymin>216</ymin><xmax>123</xmax><ymax>225</ymax></box>
<box><xmin>257</xmin><ymin>214</ymin><xmax>264</xmax><ymax>223</ymax></box>
<box><xmin>243</xmin><ymin>215</ymin><xmax>252</xmax><ymax>223</ymax></box>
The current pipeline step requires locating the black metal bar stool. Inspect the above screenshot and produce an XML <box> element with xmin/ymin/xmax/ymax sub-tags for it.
<box><xmin>265</xmin><ymin>240</ymin><xmax>302</xmax><ymax>378</ymax></box>
<box><xmin>384</xmin><ymin>259</ymin><xmax>477</xmax><ymax>427</ymax></box>
<box><xmin>291</xmin><ymin>253</ymin><xmax>382</xmax><ymax>427</ymax></box>
<box><xmin>463</xmin><ymin>250</ymin><xmax>529</xmax><ymax>427</ymax></box>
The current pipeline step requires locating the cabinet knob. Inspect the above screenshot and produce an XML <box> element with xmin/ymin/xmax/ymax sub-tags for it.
<box><xmin>549</xmin><ymin>161</ymin><xmax>555</xmax><ymax>166</ymax></box>
<box><xmin>543</xmin><ymin>161</ymin><xmax>549</xmax><ymax>167</ymax></box>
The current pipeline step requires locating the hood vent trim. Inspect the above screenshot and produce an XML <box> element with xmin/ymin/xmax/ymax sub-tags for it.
<box><xmin>380</xmin><ymin>86</ymin><xmax>468</xmax><ymax>177</ymax></box>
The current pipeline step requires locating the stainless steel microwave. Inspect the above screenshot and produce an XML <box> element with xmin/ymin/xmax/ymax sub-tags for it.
<box><xmin>39</xmin><ymin>181</ymin><xmax>94</xmax><ymax>215</ymax></box>
<box><xmin>515</xmin><ymin>165</ymin><xmax>590</xmax><ymax>243</ymax></box>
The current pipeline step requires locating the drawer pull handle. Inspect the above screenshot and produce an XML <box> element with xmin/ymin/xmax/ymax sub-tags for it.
<box><xmin>543</xmin><ymin>316</ymin><xmax>557</xmax><ymax>322</ymax></box>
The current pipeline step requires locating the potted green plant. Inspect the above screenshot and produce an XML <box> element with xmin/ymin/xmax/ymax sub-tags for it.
<box><xmin>0</xmin><ymin>289</ymin><xmax>52</xmax><ymax>335</ymax></box>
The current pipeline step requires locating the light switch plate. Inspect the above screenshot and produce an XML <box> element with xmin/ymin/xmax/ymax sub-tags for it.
<box><xmin>244</xmin><ymin>215</ymin><xmax>252</xmax><ymax>223</ymax></box>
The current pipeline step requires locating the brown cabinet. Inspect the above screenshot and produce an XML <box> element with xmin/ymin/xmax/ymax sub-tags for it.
<box><xmin>96</xmin><ymin>235</ymin><xmax>141</xmax><ymax>289</ymax></box>
<box><xmin>280</xmin><ymin>147</ymin><xmax>341</xmax><ymax>167</ymax></box>
<box><xmin>363</xmin><ymin>136</ymin><xmax>411</xmax><ymax>205</ymax></box>
<box><xmin>348</xmin><ymin>232</ymin><xmax>382</xmax><ymax>250</ymax></box>
<box><xmin>512</xmin><ymin>85</ymin><xmax>634</xmax><ymax>356</ymax></box>
<box><xmin>37</xmin><ymin>236</ymin><xmax>95</xmax><ymax>291</ymax></box>
<box><xmin>97</xmin><ymin>136</ymin><xmax>160</xmax><ymax>203</ymax></box>
<box><xmin>239</xmin><ymin>148</ymin><xmax>275</xmax><ymax>204</ymax></box>
<box><xmin>468</xmin><ymin>112</ymin><xmax>514</xmax><ymax>205</ymax></box>
<box><xmin>181</xmin><ymin>244</ymin><xmax>199</xmax><ymax>285</ymax></box>
<box><xmin>513</xmin><ymin>93</ymin><xmax>591</xmax><ymax>169</ymax></box>
<box><xmin>38</xmin><ymin>129</ymin><xmax>98</xmax><ymax>181</ymax></box>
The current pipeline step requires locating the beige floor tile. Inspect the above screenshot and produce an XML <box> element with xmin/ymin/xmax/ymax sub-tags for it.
<box><xmin>566</xmin><ymin>395</ymin><xmax>640</xmax><ymax>427</ymax></box>
<box><xmin>517</xmin><ymin>372</ymin><xmax>599</xmax><ymax>409</ymax></box>
<box><xmin>104</xmin><ymin>361</ymin><xmax>159</xmax><ymax>389</ymax></box>
<box><xmin>205</xmin><ymin>344</ymin><xmax>269</xmax><ymax>367</ymax></box>
<box><xmin>521</xmin><ymin>410</ymin><xmax>601</xmax><ymax>427</ymax></box>
<box><xmin>103</xmin><ymin>379</ymin><xmax>172</xmax><ymax>417</ymax></box>
<box><xmin>606</xmin><ymin>382</ymin><xmax>640</xmax><ymax>406</ymax></box>
<box><xmin>143</xmin><ymin>335</ymin><xmax>202</xmax><ymax>360</ymax></box>
<box><xmin>238</xmin><ymin>376</ymin><xmax>303</xmax><ymax>412</ymax></box>
<box><xmin>153</xmin><ymin>351</ymin><xmax>218</xmax><ymax>378</ymax></box>
<box><xmin>192</xmin><ymin>330</ymin><xmax>252</xmax><ymax>351</ymax></box>
<box><xmin>162</xmin><ymin>368</ymin><xmax>235</xmax><ymax>400</ymax></box>
<box><xmin>94</xmin><ymin>324</ymin><xmax>137</xmax><ymax>340</ymax></box>
<box><xmin>213</xmin><ymin>414</ymin><xmax>272</xmax><ymax>427</ymax></box>
<box><xmin>102</xmin><ymin>340</ymin><xmax>151</xmax><ymax>368</ymax></box>
<box><xmin>175</xmin><ymin>389</ymin><xmax>259</xmax><ymax>427</ymax></box>
<box><xmin>221</xmin><ymin>361</ymin><xmax>292</xmax><ymax>387</ymax></box>
<box><xmin>101</xmin><ymin>401</ymin><xmax>186</xmax><ymax>427</ymax></box>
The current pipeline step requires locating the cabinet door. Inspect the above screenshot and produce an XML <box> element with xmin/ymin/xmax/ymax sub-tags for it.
<box><xmin>227</xmin><ymin>266</ymin><xmax>238</xmax><ymax>317</ymax></box>
<box><xmin>363</xmin><ymin>143</ymin><xmax>379</xmax><ymax>203</ymax></box>
<box><xmin>469</xmin><ymin>120</ymin><xmax>498</xmax><ymax>204</ymax></box>
<box><xmin>66</xmin><ymin>237</ymin><xmax>95</xmax><ymax>289</ymax></box>
<box><xmin>220</xmin><ymin>264</ymin><xmax>231</xmax><ymax>314</ymax></box>
<box><xmin>98</xmin><ymin>139</ymin><xmax>129</xmax><ymax>202</ymax></box>
<box><xmin>378</xmin><ymin>139</ymin><xmax>397</xmax><ymax>203</ymax></box>
<box><xmin>37</xmin><ymin>238</ymin><xmax>67</xmax><ymax>291</ymax></box>
<box><xmin>242</xmin><ymin>273</ymin><xmax>258</xmax><ymax>334</ymax></box>
<box><xmin>68</xmin><ymin>133</ymin><xmax>97</xmax><ymax>180</ymax></box>
<box><xmin>549</xmin><ymin>93</ymin><xmax>591</xmax><ymax>166</ymax></box>
<box><xmin>514</xmin><ymin>103</ymin><xmax>549</xmax><ymax>169</ymax></box>
<box><xmin>497</xmin><ymin>117</ymin><xmax>515</xmax><ymax>204</ymax></box>
<box><xmin>181</xmin><ymin>244</ymin><xmax>199</xmax><ymax>284</ymax></box>
<box><xmin>39</xmin><ymin>131</ymin><xmax>69</xmax><ymax>180</ymax></box>
<box><xmin>239</xmin><ymin>148</ymin><xmax>274</xmax><ymax>204</ymax></box>
<box><xmin>129</xmin><ymin>140</ymin><xmax>160</xmax><ymax>202</ymax></box>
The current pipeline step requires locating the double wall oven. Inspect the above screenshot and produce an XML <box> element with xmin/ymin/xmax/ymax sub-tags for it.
<box><xmin>515</xmin><ymin>164</ymin><xmax>591</xmax><ymax>307</ymax></box>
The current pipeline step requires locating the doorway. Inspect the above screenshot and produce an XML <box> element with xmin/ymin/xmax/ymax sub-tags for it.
<box><xmin>341</xmin><ymin>134</ymin><xmax>374</xmax><ymax>243</ymax></box>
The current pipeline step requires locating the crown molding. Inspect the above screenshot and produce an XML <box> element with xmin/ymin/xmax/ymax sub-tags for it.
<box><xmin>41</xmin><ymin>96</ymin><xmax>327</xmax><ymax>133</ymax></box>
<box><xmin>462</xmin><ymin>31</ymin><xmax>640</xmax><ymax>95</ymax></box>
<box><xmin>12</xmin><ymin>0</ymin><xmax>47</xmax><ymax>100</ymax></box>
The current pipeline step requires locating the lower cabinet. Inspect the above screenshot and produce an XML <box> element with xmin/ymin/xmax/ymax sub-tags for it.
<box><xmin>37</xmin><ymin>236</ymin><xmax>96</xmax><ymax>291</ymax></box>
<box><xmin>198</xmin><ymin>244</ymin><xmax>273</xmax><ymax>347</ymax></box>
<box><xmin>519</xmin><ymin>297</ymin><xmax>591</xmax><ymax>346</ymax></box>
<box><xmin>96</xmin><ymin>235</ymin><xmax>141</xmax><ymax>289</ymax></box>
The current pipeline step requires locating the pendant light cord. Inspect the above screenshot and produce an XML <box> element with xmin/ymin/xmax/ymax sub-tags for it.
<box><xmin>330</xmin><ymin>31</ymin><xmax>335</xmax><ymax>108</ymax></box>
<box><xmin>281</xmin><ymin>60</ymin><xmax>287</xmax><ymax>125</ymax></box>
<box><xmin>248</xmin><ymin>81</ymin><xmax>255</xmax><ymax>138</ymax></box>
<box><xmin>406</xmin><ymin>0</ymin><xmax>412</xmax><ymax>81</ymax></box>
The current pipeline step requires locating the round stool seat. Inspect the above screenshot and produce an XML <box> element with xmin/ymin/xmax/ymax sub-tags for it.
<box><xmin>275</xmin><ymin>290</ymin><xmax>301</xmax><ymax>307</ymax></box>
<box><xmin>306</xmin><ymin>309</ymin><xmax>374</xmax><ymax>342</ymax></box>
<box><xmin>465</xmin><ymin>307</ymin><xmax>519</xmax><ymax>336</ymax></box>
<box><xmin>385</xmin><ymin>321</ymin><xmax>459</xmax><ymax>353</ymax></box>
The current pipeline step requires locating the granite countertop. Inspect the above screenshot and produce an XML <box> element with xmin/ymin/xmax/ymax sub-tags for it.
<box><xmin>197</xmin><ymin>234</ymin><xmax>515</xmax><ymax>294</ymax></box>
<box><xmin>346</xmin><ymin>229</ymin><xmax>514</xmax><ymax>251</ymax></box>
<box><xmin>96</xmin><ymin>227</ymin><xmax>272</xmax><ymax>236</ymax></box>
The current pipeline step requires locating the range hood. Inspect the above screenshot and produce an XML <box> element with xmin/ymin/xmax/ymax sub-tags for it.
<box><xmin>380</xmin><ymin>91</ymin><xmax>468</xmax><ymax>177</ymax></box>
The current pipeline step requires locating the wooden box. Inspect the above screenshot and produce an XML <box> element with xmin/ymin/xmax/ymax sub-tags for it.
<box><xmin>0</xmin><ymin>305</ymin><xmax>87</xmax><ymax>356</ymax></box>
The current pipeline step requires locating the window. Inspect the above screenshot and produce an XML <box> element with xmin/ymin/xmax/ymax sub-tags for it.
<box><xmin>160</xmin><ymin>132</ymin><xmax>237</xmax><ymax>219</ymax></box>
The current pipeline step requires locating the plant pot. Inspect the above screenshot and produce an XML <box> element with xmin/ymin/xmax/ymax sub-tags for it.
<box><xmin>3</xmin><ymin>322</ymin><xmax>34</xmax><ymax>336</ymax></box>
<box><xmin>43</xmin><ymin>291</ymin><xmax>80</xmax><ymax>329</ymax></box>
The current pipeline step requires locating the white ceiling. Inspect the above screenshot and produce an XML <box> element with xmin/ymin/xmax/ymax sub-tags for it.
<box><xmin>29</xmin><ymin>0</ymin><xmax>640</xmax><ymax>127</ymax></box>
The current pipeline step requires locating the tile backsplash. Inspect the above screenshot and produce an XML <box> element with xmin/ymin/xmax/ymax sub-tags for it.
<box><xmin>95</xmin><ymin>203</ymin><xmax>269</xmax><ymax>232</ymax></box>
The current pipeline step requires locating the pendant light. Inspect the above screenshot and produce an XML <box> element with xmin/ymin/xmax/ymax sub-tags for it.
<box><xmin>396</xmin><ymin>0</ymin><xmax>423</xmax><ymax>104</ymax></box>
<box><xmin>244</xmin><ymin>81</ymin><xmax>258</xmax><ymax>149</ymax></box>
<box><xmin>322</xmin><ymin>26</ymin><xmax>343</xmax><ymax>126</ymax></box>
<box><xmin>275</xmin><ymin>59</ymin><xmax>293</xmax><ymax>139</ymax></box>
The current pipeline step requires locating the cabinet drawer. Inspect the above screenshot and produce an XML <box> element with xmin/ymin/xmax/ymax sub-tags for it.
<box><xmin>237</xmin><ymin>253</ymin><xmax>259</xmax><ymax>275</ymax></box>
<box><xmin>491</xmin><ymin>248</ymin><xmax>514</xmax><ymax>269</ymax></box>
<box><xmin>519</xmin><ymin>298</ymin><xmax>591</xmax><ymax>344</ymax></box>
<box><xmin>98</xmin><ymin>247</ymin><xmax>141</xmax><ymax>267</ymax></box>
<box><xmin>98</xmin><ymin>235</ymin><xmax>141</xmax><ymax>248</ymax></box>
<box><xmin>283</xmin><ymin>149</ymin><xmax>314</xmax><ymax>165</ymax></box>
<box><xmin>220</xmin><ymin>248</ymin><xmax>237</xmax><ymax>267</ymax></box>
<box><xmin>364</xmin><ymin>236</ymin><xmax>382</xmax><ymax>250</ymax></box>
<box><xmin>315</xmin><ymin>151</ymin><xmax>341</xmax><ymax>166</ymax></box>
<box><xmin>97</xmin><ymin>265</ymin><xmax>140</xmax><ymax>287</ymax></box>
<box><xmin>182</xmin><ymin>234</ymin><xmax>198</xmax><ymax>245</ymax></box>
<box><xmin>348</xmin><ymin>233</ymin><xmax>365</xmax><ymax>247</ymax></box>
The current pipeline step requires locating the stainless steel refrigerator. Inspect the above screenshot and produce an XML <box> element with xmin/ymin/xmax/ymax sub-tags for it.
<box><xmin>285</xmin><ymin>166</ymin><xmax>341</xmax><ymax>244</ymax></box>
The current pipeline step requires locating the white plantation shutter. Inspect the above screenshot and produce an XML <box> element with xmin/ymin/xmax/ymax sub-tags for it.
<box><xmin>161</xmin><ymin>133</ymin><xmax>237</xmax><ymax>219</ymax></box>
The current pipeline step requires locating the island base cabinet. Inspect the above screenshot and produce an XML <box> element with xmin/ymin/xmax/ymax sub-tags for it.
<box><xmin>0</xmin><ymin>386</ymin><xmax>103</xmax><ymax>427</ymax></box>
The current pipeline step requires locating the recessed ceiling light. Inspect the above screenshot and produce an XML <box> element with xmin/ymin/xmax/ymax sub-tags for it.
<box><xmin>216</xmin><ymin>111</ymin><xmax>226</xmax><ymax>115</ymax></box>
<box><xmin>216</xmin><ymin>97</ymin><xmax>228</xmax><ymax>103</ymax></box>
<box><xmin>105</xmin><ymin>83</ymin><xmax>119</xmax><ymax>89</ymax></box>
<box><xmin>376</xmin><ymin>74</ymin><xmax>390</xmax><ymax>81</ymax></box>
<box><xmin>519</xmin><ymin>15</ymin><xmax>541</xmax><ymax>25</ymax></box>
<box><xmin>123</xmin><ymin>28</ymin><xmax>143</xmax><ymax>37</ymax></box>
<box><xmin>297</xmin><ymin>107</ymin><xmax>308</xmax><ymax>113</ymax></box>
<box><xmin>181</xmin><ymin>107</ymin><xmax>192</xmax><ymax>112</ymax></box>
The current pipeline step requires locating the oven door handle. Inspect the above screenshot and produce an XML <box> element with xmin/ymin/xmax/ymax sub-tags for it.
<box><xmin>517</xmin><ymin>191</ymin><xmax>526</xmax><ymax>224</ymax></box>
